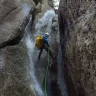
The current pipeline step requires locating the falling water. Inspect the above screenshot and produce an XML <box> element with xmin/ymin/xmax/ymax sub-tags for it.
<box><xmin>24</xmin><ymin>8</ymin><xmax>69</xmax><ymax>96</ymax></box>
<box><xmin>57</xmin><ymin>47</ymin><xmax>68</xmax><ymax>96</ymax></box>
<box><xmin>25</xmin><ymin>9</ymin><xmax>56</xmax><ymax>96</ymax></box>
<box><xmin>34</xmin><ymin>10</ymin><xmax>55</xmax><ymax>36</ymax></box>
<box><xmin>25</xmin><ymin>18</ymin><xmax>44</xmax><ymax>96</ymax></box>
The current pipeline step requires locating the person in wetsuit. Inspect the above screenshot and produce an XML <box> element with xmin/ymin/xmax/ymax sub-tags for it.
<box><xmin>38</xmin><ymin>33</ymin><xmax>55</xmax><ymax>60</ymax></box>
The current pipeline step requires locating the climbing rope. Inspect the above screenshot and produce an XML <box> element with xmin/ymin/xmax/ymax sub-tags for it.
<box><xmin>44</xmin><ymin>48</ymin><xmax>50</xmax><ymax>96</ymax></box>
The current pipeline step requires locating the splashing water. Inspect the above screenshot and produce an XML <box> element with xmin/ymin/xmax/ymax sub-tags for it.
<box><xmin>35</xmin><ymin>10</ymin><xmax>55</xmax><ymax>36</ymax></box>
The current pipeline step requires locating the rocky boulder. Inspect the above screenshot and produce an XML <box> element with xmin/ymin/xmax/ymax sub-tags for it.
<box><xmin>0</xmin><ymin>0</ymin><xmax>38</xmax><ymax>95</ymax></box>
<box><xmin>0</xmin><ymin>3</ymin><xmax>31</xmax><ymax>48</ymax></box>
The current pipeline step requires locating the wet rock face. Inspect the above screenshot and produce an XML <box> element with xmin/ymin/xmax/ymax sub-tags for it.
<box><xmin>58</xmin><ymin>0</ymin><xmax>96</xmax><ymax>96</ymax></box>
<box><xmin>0</xmin><ymin>0</ymin><xmax>37</xmax><ymax>96</ymax></box>
<box><xmin>0</xmin><ymin>43</ymin><xmax>35</xmax><ymax>96</ymax></box>
<box><xmin>0</xmin><ymin>2</ymin><xmax>31</xmax><ymax>48</ymax></box>
<box><xmin>21</xmin><ymin>0</ymin><xmax>36</xmax><ymax>7</ymax></box>
<box><xmin>0</xmin><ymin>0</ymin><xmax>20</xmax><ymax>22</ymax></box>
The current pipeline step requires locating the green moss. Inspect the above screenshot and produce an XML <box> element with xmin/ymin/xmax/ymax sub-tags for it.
<box><xmin>40</xmin><ymin>0</ymin><xmax>43</xmax><ymax>4</ymax></box>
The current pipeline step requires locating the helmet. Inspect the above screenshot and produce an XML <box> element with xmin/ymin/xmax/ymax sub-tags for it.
<box><xmin>45</xmin><ymin>33</ymin><xmax>49</xmax><ymax>37</ymax></box>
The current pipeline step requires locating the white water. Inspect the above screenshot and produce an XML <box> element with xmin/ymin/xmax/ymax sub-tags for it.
<box><xmin>25</xmin><ymin>21</ymin><xmax>44</xmax><ymax>96</ymax></box>
<box><xmin>57</xmin><ymin>47</ymin><xmax>68</xmax><ymax>96</ymax></box>
<box><xmin>35</xmin><ymin>10</ymin><xmax>55</xmax><ymax>36</ymax></box>
<box><xmin>23</xmin><ymin>5</ymin><xmax>44</xmax><ymax>96</ymax></box>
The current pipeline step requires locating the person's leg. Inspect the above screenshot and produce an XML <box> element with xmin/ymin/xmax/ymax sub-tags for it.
<box><xmin>44</xmin><ymin>45</ymin><xmax>54</xmax><ymax>59</ymax></box>
<box><xmin>38</xmin><ymin>48</ymin><xmax>43</xmax><ymax>60</ymax></box>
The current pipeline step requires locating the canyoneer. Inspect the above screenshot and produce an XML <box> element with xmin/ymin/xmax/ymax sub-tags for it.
<box><xmin>35</xmin><ymin>33</ymin><xmax>55</xmax><ymax>61</ymax></box>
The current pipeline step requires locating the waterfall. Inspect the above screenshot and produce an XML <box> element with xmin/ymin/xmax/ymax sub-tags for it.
<box><xmin>57</xmin><ymin>47</ymin><xmax>68</xmax><ymax>96</ymax></box>
<box><xmin>34</xmin><ymin>10</ymin><xmax>55</xmax><ymax>36</ymax></box>
<box><xmin>24</xmin><ymin>8</ymin><xmax>68</xmax><ymax>96</ymax></box>
<box><xmin>25</xmin><ymin>9</ymin><xmax>56</xmax><ymax>96</ymax></box>
<box><xmin>25</xmin><ymin>18</ymin><xmax>44</xmax><ymax>96</ymax></box>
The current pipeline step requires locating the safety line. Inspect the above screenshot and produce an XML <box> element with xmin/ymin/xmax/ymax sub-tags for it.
<box><xmin>44</xmin><ymin>48</ymin><xmax>50</xmax><ymax>96</ymax></box>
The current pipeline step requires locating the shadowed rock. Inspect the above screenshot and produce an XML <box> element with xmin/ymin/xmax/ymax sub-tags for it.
<box><xmin>58</xmin><ymin>0</ymin><xmax>96</xmax><ymax>96</ymax></box>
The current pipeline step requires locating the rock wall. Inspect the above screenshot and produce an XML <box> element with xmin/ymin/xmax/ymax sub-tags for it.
<box><xmin>0</xmin><ymin>0</ymin><xmax>20</xmax><ymax>22</ymax></box>
<box><xmin>58</xmin><ymin>0</ymin><xmax>96</xmax><ymax>96</ymax></box>
<box><xmin>0</xmin><ymin>0</ymin><xmax>38</xmax><ymax>96</ymax></box>
<box><xmin>21</xmin><ymin>0</ymin><xmax>36</xmax><ymax>7</ymax></box>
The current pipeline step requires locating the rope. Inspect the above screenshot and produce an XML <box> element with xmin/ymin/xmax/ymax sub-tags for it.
<box><xmin>44</xmin><ymin>48</ymin><xmax>50</xmax><ymax>96</ymax></box>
